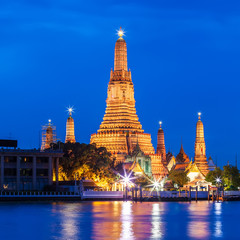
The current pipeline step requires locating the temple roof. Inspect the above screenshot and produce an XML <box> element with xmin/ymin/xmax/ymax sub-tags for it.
<box><xmin>208</xmin><ymin>156</ymin><xmax>216</xmax><ymax>167</ymax></box>
<box><xmin>122</xmin><ymin>160</ymin><xmax>152</xmax><ymax>182</ymax></box>
<box><xmin>175</xmin><ymin>144</ymin><xmax>190</xmax><ymax>163</ymax></box>
<box><xmin>172</xmin><ymin>162</ymin><xmax>189</xmax><ymax>172</ymax></box>
<box><xmin>166</xmin><ymin>151</ymin><xmax>173</xmax><ymax>164</ymax></box>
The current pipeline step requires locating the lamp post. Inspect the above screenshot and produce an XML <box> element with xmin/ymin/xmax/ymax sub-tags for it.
<box><xmin>215</xmin><ymin>177</ymin><xmax>222</xmax><ymax>201</ymax></box>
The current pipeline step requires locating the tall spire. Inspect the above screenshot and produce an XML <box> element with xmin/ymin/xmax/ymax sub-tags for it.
<box><xmin>157</xmin><ymin>121</ymin><xmax>167</xmax><ymax>165</ymax></box>
<box><xmin>41</xmin><ymin>119</ymin><xmax>56</xmax><ymax>150</ymax></box>
<box><xmin>114</xmin><ymin>27</ymin><xmax>128</xmax><ymax>71</ymax></box>
<box><xmin>194</xmin><ymin>112</ymin><xmax>209</xmax><ymax>175</ymax></box>
<box><xmin>180</xmin><ymin>142</ymin><xmax>184</xmax><ymax>154</ymax></box>
<box><xmin>198</xmin><ymin>112</ymin><xmax>201</xmax><ymax>120</ymax></box>
<box><xmin>65</xmin><ymin>107</ymin><xmax>76</xmax><ymax>143</ymax></box>
<box><xmin>46</xmin><ymin>120</ymin><xmax>53</xmax><ymax>148</ymax></box>
<box><xmin>90</xmin><ymin>28</ymin><xmax>155</xmax><ymax>163</ymax></box>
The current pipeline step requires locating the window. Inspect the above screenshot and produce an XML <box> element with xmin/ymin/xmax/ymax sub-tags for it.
<box><xmin>20</xmin><ymin>157</ymin><xmax>33</xmax><ymax>163</ymax></box>
<box><xmin>36</xmin><ymin>157</ymin><xmax>48</xmax><ymax>164</ymax></box>
<box><xmin>4</xmin><ymin>156</ymin><xmax>17</xmax><ymax>163</ymax></box>
<box><xmin>37</xmin><ymin>169</ymin><xmax>48</xmax><ymax>177</ymax></box>
<box><xmin>20</xmin><ymin>168</ymin><xmax>32</xmax><ymax>177</ymax></box>
<box><xmin>145</xmin><ymin>161</ymin><xmax>149</xmax><ymax>172</ymax></box>
<box><xmin>4</xmin><ymin>168</ymin><xmax>17</xmax><ymax>176</ymax></box>
<box><xmin>138</xmin><ymin>159</ymin><xmax>141</xmax><ymax>166</ymax></box>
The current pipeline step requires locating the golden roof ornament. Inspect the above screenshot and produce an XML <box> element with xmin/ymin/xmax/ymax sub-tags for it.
<box><xmin>198</xmin><ymin>112</ymin><xmax>201</xmax><ymax>120</ymax></box>
<box><xmin>117</xmin><ymin>27</ymin><xmax>125</xmax><ymax>38</ymax></box>
<box><xmin>67</xmin><ymin>106</ymin><xmax>74</xmax><ymax>117</ymax></box>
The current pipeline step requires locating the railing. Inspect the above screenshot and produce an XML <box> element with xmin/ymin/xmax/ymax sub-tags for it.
<box><xmin>0</xmin><ymin>191</ymin><xmax>81</xmax><ymax>197</ymax></box>
<box><xmin>224</xmin><ymin>191</ymin><xmax>240</xmax><ymax>196</ymax></box>
<box><xmin>82</xmin><ymin>191</ymin><xmax>124</xmax><ymax>199</ymax></box>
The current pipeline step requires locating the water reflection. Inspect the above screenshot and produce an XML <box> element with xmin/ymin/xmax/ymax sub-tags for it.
<box><xmin>50</xmin><ymin>201</ymin><xmax>226</xmax><ymax>239</ymax></box>
<box><xmin>151</xmin><ymin>203</ymin><xmax>163</xmax><ymax>239</ymax></box>
<box><xmin>214</xmin><ymin>202</ymin><xmax>223</xmax><ymax>238</ymax></box>
<box><xmin>120</xmin><ymin>202</ymin><xmax>134</xmax><ymax>240</ymax></box>
<box><xmin>187</xmin><ymin>202</ymin><xmax>210</xmax><ymax>239</ymax></box>
<box><xmin>92</xmin><ymin>201</ymin><xmax>121</xmax><ymax>239</ymax></box>
<box><xmin>214</xmin><ymin>202</ymin><xmax>222</xmax><ymax>216</ymax></box>
<box><xmin>59</xmin><ymin>204</ymin><xmax>79</xmax><ymax>240</ymax></box>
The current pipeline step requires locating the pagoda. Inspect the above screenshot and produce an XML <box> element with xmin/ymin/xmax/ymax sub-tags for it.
<box><xmin>65</xmin><ymin>107</ymin><xmax>76</xmax><ymax>143</ymax></box>
<box><xmin>90</xmin><ymin>28</ymin><xmax>154</xmax><ymax>163</ymax></box>
<box><xmin>156</xmin><ymin>121</ymin><xmax>167</xmax><ymax>165</ymax></box>
<box><xmin>194</xmin><ymin>113</ymin><xmax>209</xmax><ymax>176</ymax></box>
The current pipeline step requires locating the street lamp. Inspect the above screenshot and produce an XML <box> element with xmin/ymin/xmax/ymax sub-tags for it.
<box><xmin>215</xmin><ymin>177</ymin><xmax>222</xmax><ymax>202</ymax></box>
<box><xmin>216</xmin><ymin>177</ymin><xmax>221</xmax><ymax>184</ymax></box>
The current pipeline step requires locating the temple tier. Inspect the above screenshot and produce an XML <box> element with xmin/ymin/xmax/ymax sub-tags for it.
<box><xmin>90</xmin><ymin>32</ymin><xmax>155</xmax><ymax>163</ymax></box>
<box><xmin>194</xmin><ymin>114</ymin><xmax>209</xmax><ymax>176</ymax></box>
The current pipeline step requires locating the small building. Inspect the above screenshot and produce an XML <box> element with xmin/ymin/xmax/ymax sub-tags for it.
<box><xmin>125</xmin><ymin>143</ymin><xmax>152</xmax><ymax>177</ymax></box>
<box><xmin>167</xmin><ymin>144</ymin><xmax>190</xmax><ymax>172</ymax></box>
<box><xmin>0</xmin><ymin>149</ymin><xmax>63</xmax><ymax>191</ymax></box>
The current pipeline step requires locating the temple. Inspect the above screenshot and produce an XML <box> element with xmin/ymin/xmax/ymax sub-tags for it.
<box><xmin>65</xmin><ymin>107</ymin><xmax>76</xmax><ymax>143</ymax></box>
<box><xmin>194</xmin><ymin>113</ymin><xmax>209</xmax><ymax>176</ymax></box>
<box><xmin>41</xmin><ymin>119</ymin><xmax>56</xmax><ymax>150</ymax></box>
<box><xmin>90</xmin><ymin>28</ymin><xmax>155</xmax><ymax>163</ymax></box>
<box><xmin>90</xmin><ymin>28</ymin><xmax>215</xmax><ymax>183</ymax></box>
<box><xmin>156</xmin><ymin>121</ymin><xmax>167</xmax><ymax>165</ymax></box>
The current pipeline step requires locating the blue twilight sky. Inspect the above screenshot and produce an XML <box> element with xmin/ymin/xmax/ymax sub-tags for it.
<box><xmin>0</xmin><ymin>0</ymin><xmax>240</xmax><ymax>167</ymax></box>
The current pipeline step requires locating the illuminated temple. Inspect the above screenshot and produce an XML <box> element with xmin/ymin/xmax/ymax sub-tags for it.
<box><xmin>90</xmin><ymin>28</ymin><xmax>214</xmax><ymax>181</ymax></box>
<box><xmin>90</xmin><ymin>28</ymin><xmax>155</xmax><ymax>163</ymax></box>
<box><xmin>194</xmin><ymin>113</ymin><xmax>209</xmax><ymax>176</ymax></box>
<box><xmin>65</xmin><ymin>107</ymin><xmax>76</xmax><ymax>143</ymax></box>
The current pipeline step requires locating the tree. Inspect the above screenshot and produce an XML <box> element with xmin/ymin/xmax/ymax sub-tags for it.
<box><xmin>52</xmin><ymin>142</ymin><xmax>117</xmax><ymax>188</ymax></box>
<box><xmin>205</xmin><ymin>167</ymin><xmax>223</xmax><ymax>185</ymax></box>
<box><xmin>168</xmin><ymin>170</ymin><xmax>189</xmax><ymax>188</ymax></box>
<box><xmin>223</xmin><ymin>165</ymin><xmax>240</xmax><ymax>190</ymax></box>
<box><xmin>205</xmin><ymin>165</ymin><xmax>240</xmax><ymax>190</ymax></box>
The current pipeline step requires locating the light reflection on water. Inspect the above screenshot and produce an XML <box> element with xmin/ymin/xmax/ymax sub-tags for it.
<box><xmin>214</xmin><ymin>202</ymin><xmax>223</xmax><ymax>238</ymax></box>
<box><xmin>151</xmin><ymin>203</ymin><xmax>163</xmax><ymax>239</ymax></box>
<box><xmin>120</xmin><ymin>202</ymin><xmax>134</xmax><ymax>240</ymax></box>
<box><xmin>187</xmin><ymin>202</ymin><xmax>211</xmax><ymax>239</ymax></box>
<box><xmin>0</xmin><ymin>201</ymin><xmax>238</xmax><ymax>240</ymax></box>
<box><xmin>56</xmin><ymin>204</ymin><xmax>80</xmax><ymax>240</ymax></box>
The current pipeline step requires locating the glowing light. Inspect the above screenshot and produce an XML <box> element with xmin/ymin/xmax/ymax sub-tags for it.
<box><xmin>215</xmin><ymin>177</ymin><xmax>221</xmax><ymax>183</ymax></box>
<box><xmin>48</xmin><ymin>119</ymin><xmax>52</xmax><ymax>124</ymax></box>
<box><xmin>153</xmin><ymin>181</ymin><xmax>160</xmax><ymax>188</ymax></box>
<box><xmin>117</xmin><ymin>27</ymin><xmax>125</xmax><ymax>38</ymax></box>
<box><xmin>146</xmin><ymin>177</ymin><xmax>166</xmax><ymax>197</ymax></box>
<box><xmin>159</xmin><ymin>121</ymin><xmax>162</xmax><ymax>128</ymax></box>
<box><xmin>124</xmin><ymin>177</ymin><xmax>130</xmax><ymax>184</ymax></box>
<box><xmin>118</xmin><ymin>166</ymin><xmax>136</xmax><ymax>187</ymax></box>
<box><xmin>67</xmin><ymin>106</ymin><xmax>74</xmax><ymax>116</ymax></box>
<box><xmin>198</xmin><ymin>112</ymin><xmax>202</xmax><ymax>120</ymax></box>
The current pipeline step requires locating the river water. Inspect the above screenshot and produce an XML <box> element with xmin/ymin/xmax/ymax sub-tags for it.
<box><xmin>0</xmin><ymin>201</ymin><xmax>239</xmax><ymax>240</ymax></box>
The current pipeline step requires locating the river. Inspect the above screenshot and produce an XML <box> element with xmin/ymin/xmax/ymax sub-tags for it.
<box><xmin>0</xmin><ymin>201</ymin><xmax>239</xmax><ymax>239</ymax></box>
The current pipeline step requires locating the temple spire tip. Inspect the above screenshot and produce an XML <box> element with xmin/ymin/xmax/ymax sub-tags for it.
<box><xmin>67</xmin><ymin>106</ymin><xmax>74</xmax><ymax>117</ymax></box>
<box><xmin>198</xmin><ymin>112</ymin><xmax>201</xmax><ymax>120</ymax></box>
<box><xmin>117</xmin><ymin>27</ymin><xmax>125</xmax><ymax>38</ymax></box>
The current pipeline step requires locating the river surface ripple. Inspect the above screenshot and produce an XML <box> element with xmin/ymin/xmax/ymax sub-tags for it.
<box><xmin>0</xmin><ymin>201</ymin><xmax>239</xmax><ymax>240</ymax></box>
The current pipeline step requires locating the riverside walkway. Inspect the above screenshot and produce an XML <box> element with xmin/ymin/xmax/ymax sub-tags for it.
<box><xmin>0</xmin><ymin>190</ymin><xmax>240</xmax><ymax>201</ymax></box>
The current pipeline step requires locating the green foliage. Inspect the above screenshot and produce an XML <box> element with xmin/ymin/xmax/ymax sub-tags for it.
<box><xmin>168</xmin><ymin>170</ymin><xmax>190</xmax><ymax>188</ymax></box>
<box><xmin>205</xmin><ymin>167</ymin><xmax>223</xmax><ymax>185</ymax></box>
<box><xmin>52</xmin><ymin>142</ymin><xmax>117</xmax><ymax>187</ymax></box>
<box><xmin>223</xmin><ymin>165</ymin><xmax>240</xmax><ymax>190</ymax></box>
<box><xmin>205</xmin><ymin>165</ymin><xmax>240</xmax><ymax>190</ymax></box>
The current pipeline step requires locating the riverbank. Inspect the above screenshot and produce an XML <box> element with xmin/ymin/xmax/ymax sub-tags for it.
<box><xmin>1</xmin><ymin>190</ymin><xmax>240</xmax><ymax>202</ymax></box>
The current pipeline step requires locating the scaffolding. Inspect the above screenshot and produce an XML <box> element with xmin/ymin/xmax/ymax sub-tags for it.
<box><xmin>41</xmin><ymin>120</ymin><xmax>57</xmax><ymax>150</ymax></box>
